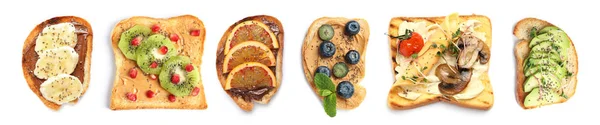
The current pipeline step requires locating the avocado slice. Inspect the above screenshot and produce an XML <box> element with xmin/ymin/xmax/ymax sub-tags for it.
<box><xmin>528</xmin><ymin>51</ymin><xmax>560</xmax><ymax>61</ymax></box>
<box><xmin>523</xmin><ymin>72</ymin><xmax>561</xmax><ymax>92</ymax></box>
<box><xmin>526</xmin><ymin>58</ymin><xmax>561</xmax><ymax>71</ymax></box>
<box><xmin>524</xmin><ymin>65</ymin><xmax>568</xmax><ymax>79</ymax></box>
<box><xmin>524</xmin><ymin>88</ymin><xmax>562</xmax><ymax>107</ymax></box>
<box><xmin>550</xmin><ymin>30</ymin><xmax>571</xmax><ymax>58</ymax></box>
<box><xmin>538</xmin><ymin>26</ymin><xmax>560</xmax><ymax>34</ymax></box>
<box><xmin>530</xmin><ymin>42</ymin><xmax>560</xmax><ymax>54</ymax></box>
<box><xmin>529</xmin><ymin>33</ymin><xmax>552</xmax><ymax>48</ymax></box>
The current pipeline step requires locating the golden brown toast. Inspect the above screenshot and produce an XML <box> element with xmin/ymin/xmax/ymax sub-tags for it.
<box><xmin>387</xmin><ymin>14</ymin><xmax>494</xmax><ymax>110</ymax></box>
<box><xmin>215</xmin><ymin>15</ymin><xmax>284</xmax><ymax>111</ymax></box>
<box><xmin>22</xmin><ymin>16</ymin><xmax>93</xmax><ymax>111</ymax></box>
<box><xmin>301</xmin><ymin>17</ymin><xmax>369</xmax><ymax>109</ymax></box>
<box><xmin>109</xmin><ymin>15</ymin><xmax>207</xmax><ymax>110</ymax></box>
<box><xmin>513</xmin><ymin>18</ymin><xmax>578</xmax><ymax>109</ymax></box>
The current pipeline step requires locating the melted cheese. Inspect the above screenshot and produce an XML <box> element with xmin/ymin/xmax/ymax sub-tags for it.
<box><xmin>453</xmin><ymin>61</ymin><xmax>487</xmax><ymax>99</ymax></box>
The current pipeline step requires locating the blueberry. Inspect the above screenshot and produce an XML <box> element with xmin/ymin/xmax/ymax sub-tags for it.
<box><xmin>315</xmin><ymin>66</ymin><xmax>331</xmax><ymax>77</ymax></box>
<box><xmin>333</xmin><ymin>62</ymin><xmax>349</xmax><ymax>78</ymax></box>
<box><xmin>318</xmin><ymin>24</ymin><xmax>334</xmax><ymax>41</ymax></box>
<box><xmin>336</xmin><ymin>81</ymin><xmax>354</xmax><ymax>99</ymax></box>
<box><xmin>319</xmin><ymin>41</ymin><xmax>336</xmax><ymax>57</ymax></box>
<box><xmin>345</xmin><ymin>50</ymin><xmax>360</xmax><ymax>64</ymax></box>
<box><xmin>345</xmin><ymin>20</ymin><xmax>360</xmax><ymax>36</ymax></box>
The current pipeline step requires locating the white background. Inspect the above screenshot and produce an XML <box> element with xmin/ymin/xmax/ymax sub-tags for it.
<box><xmin>1</xmin><ymin>0</ymin><xmax>598</xmax><ymax>124</ymax></box>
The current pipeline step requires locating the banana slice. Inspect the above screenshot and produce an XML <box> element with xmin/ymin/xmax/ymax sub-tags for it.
<box><xmin>40</xmin><ymin>74</ymin><xmax>83</xmax><ymax>105</ymax></box>
<box><xmin>34</xmin><ymin>46</ymin><xmax>79</xmax><ymax>79</ymax></box>
<box><xmin>34</xmin><ymin>23</ymin><xmax>77</xmax><ymax>53</ymax></box>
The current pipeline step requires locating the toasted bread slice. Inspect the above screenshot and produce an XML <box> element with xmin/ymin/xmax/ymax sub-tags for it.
<box><xmin>513</xmin><ymin>18</ymin><xmax>578</xmax><ymax>109</ymax></box>
<box><xmin>22</xmin><ymin>16</ymin><xmax>93</xmax><ymax>111</ymax></box>
<box><xmin>109</xmin><ymin>15</ymin><xmax>207</xmax><ymax>110</ymax></box>
<box><xmin>215</xmin><ymin>15</ymin><xmax>284</xmax><ymax>111</ymax></box>
<box><xmin>22</xmin><ymin>16</ymin><xmax>94</xmax><ymax>110</ymax></box>
<box><xmin>387</xmin><ymin>15</ymin><xmax>494</xmax><ymax>110</ymax></box>
<box><xmin>301</xmin><ymin>17</ymin><xmax>369</xmax><ymax>109</ymax></box>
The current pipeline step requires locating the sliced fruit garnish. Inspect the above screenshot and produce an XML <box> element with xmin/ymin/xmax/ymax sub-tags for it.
<box><xmin>191</xmin><ymin>87</ymin><xmax>200</xmax><ymax>96</ymax></box>
<box><xmin>168</xmin><ymin>94</ymin><xmax>176</xmax><ymax>102</ymax></box>
<box><xmin>222</xmin><ymin>41</ymin><xmax>276</xmax><ymax>73</ymax></box>
<box><xmin>170</xmin><ymin>34</ymin><xmax>179</xmax><ymax>43</ymax></box>
<box><xmin>129</xmin><ymin>68</ymin><xmax>137</xmax><ymax>78</ymax></box>
<box><xmin>159</xmin><ymin>56</ymin><xmax>200</xmax><ymax>97</ymax></box>
<box><xmin>224</xmin><ymin>20</ymin><xmax>279</xmax><ymax>54</ymax></box>
<box><xmin>190</xmin><ymin>30</ymin><xmax>201</xmax><ymax>36</ymax></box>
<box><xmin>145</xmin><ymin>90</ymin><xmax>155</xmax><ymax>98</ymax></box>
<box><xmin>39</xmin><ymin>74</ymin><xmax>83</xmax><ymax>105</ymax></box>
<box><xmin>126</xmin><ymin>92</ymin><xmax>137</xmax><ymax>101</ymax></box>
<box><xmin>151</xmin><ymin>24</ymin><xmax>160</xmax><ymax>33</ymax></box>
<box><xmin>225</xmin><ymin>62</ymin><xmax>276</xmax><ymax>90</ymax></box>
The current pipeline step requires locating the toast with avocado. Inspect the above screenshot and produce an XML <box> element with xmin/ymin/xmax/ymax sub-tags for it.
<box><xmin>109</xmin><ymin>15</ymin><xmax>207</xmax><ymax>110</ymax></box>
<box><xmin>301</xmin><ymin>17</ymin><xmax>370</xmax><ymax>117</ymax></box>
<box><xmin>387</xmin><ymin>13</ymin><xmax>494</xmax><ymax>110</ymax></box>
<box><xmin>215</xmin><ymin>15</ymin><xmax>284</xmax><ymax>111</ymax></box>
<box><xmin>513</xmin><ymin>18</ymin><xmax>578</xmax><ymax>109</ymax></box>
<box><xmin>22</xmin><ymin>16</ymin><xmax>93</xmax><ymax>110</ymax></box>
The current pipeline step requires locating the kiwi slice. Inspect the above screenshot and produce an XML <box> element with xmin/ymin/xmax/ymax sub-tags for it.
<box><xmin>118</xmin><ymin>25</ymin><xmax>152</xmax><ymax>60</ymax></box>
<box><xmin>159</xmin><ymin>56</ymin><xmax>200</xmax><ymax>97</ymax></box>
<box><xmin>136</xmin><ymin>34</ymin><xmax>176</xmax><ymax>74</ymax></box>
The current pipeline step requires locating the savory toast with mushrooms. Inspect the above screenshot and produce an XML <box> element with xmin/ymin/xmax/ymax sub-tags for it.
<box><xmin>513</xmin><ymin>18</ymin><xmax>578</xmax><ymax>109</ymax></box>
<box><xmin>22</xmin><ymin>16</ymin><xmax>93</xmax><ymax>111</ymax></box>
<box><xmin>301</xmin><ymin>17</ymin><xmax>369</xmax><ymax>117</ymax></box>
<box><xmin>109</xmin><ymin>15</ymin><xmax>207</xmax><ymax>110</ymax></box>
<box><xmin>215</xmin><ymin>15</ymin><xmax>284</xmax><ymax>111</ymax></box>
<box><xmin>387</xmin><ymin>13</ymin><xmax>494</xmax><ymax>110</ymax></box>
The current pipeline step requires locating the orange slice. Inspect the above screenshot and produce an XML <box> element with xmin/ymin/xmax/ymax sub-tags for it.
<box><xmin>223</xmin><ymin>41</ymin><xmax>276</xmax><ymax>73</ymax></box>
<box><xmin>225</xmin><ymin>20</ymin><xmax>279</xmax><ymax>54</ymax></box>
<box><xmin>225</xmin><ymin>62</ymin><xmax>276</xmax><ymax>90</ymax></box>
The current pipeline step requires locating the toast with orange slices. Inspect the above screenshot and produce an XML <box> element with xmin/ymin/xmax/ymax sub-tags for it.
<box><xmin>216</xmin><ymin>15</ymin><xmax>284</xmax><ymax>111</ymax></box>
<box><xmin>387</xmin><ymin>13</ymin><xmax>494</xmax><ymax>110</ymax></box>
<box><xmin>109</xmin><ymin>15</ymin><xmax>207</xmax><ymax>110</ymax></box>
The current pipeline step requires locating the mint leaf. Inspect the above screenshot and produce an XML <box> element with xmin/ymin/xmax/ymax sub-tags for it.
<box><xmin>324</xmin><ymin>94</ymin><xmax>337</xmax><ymax>117</ymax></box>
<box><xmin>319</xmin><ymin>89</ymin><xmax>333</xmax><ymax>96</ymax></box>
<box><xmin>314</xmin><ymin>73</ymin><xmax>335</xmax><ymax>91</ymax></box>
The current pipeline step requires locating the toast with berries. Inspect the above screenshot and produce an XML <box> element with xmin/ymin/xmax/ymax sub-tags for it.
<box><xmin>387</xmin><ymin>13</ymin><xmax>494</xmax><ymax>110</ymax></box>
<box><xmin>109</xmin><ymin>15</ymin><xmax>207</xmax><ymax>110</ymax></box>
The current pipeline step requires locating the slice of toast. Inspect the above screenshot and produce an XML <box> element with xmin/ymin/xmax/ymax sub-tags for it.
<box><xmin>387</xmin><ymin>15</ymin><xmax>494</xmax><ymax>110</ymax></box>
<box><xmin>109</xmin><ymin>15</ymin><xmax>207</xmax><ymax>110</ymax></box>
<box><xmin>513</xmin><ymin>18</ymin><xmax>578</xmax><ymax>109</ymax></box>
<box><xmin>215</xmin><ymin>15</ymin><xmax>284</xmax><ymax>111</ymax></box>
<box><xmin>301</xmin><ymin>17</ymin><xmax>369</xmax><ymax>109</ymax></box>
<box><xmin>22</xmin><ymin>16</ymin><xmax>93</xmax><ymax>111</ymax></box>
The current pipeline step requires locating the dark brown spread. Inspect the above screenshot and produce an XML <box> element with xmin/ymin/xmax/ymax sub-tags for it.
<box><xmin>229</xmin><ymin>86</ymin><xmax>274</xmax><ymax>102</ymax></box>
<box><xmin>22</xmin><ymin>19</ymin><xmax>89</xmax><ymax>94</ymax></box>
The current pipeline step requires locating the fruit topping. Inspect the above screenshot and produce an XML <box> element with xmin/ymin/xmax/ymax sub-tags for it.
<box><xmin>118</xmin><ymin>25</ymin><xmax>152</xmax><ymax>60</ymax></box>
<box><xmin>168</xmin><ymin>94</ymin><xmax>176</xmax><ymax>102</ymax></box>
<box><xmin>225</xmin><ymin>20</ymin><xmax>279</xmax><ymax>54</ymax></box>
<box><xmin>169</xmin><ymin>34</ymin><xmax>179</xmax><ymax>43</ymax></box>
<box><xmin>225</xmin><ymin>62</ymin><xmax>276</xmax><ymax>90</ymax></box>
<box><xmin>319</xmin><ymin>41</ymin><xmax>336</xmax><ymax>57</ymax></box>
<box><xmin>150</xmin><ymin>62</ymin><xmax>158</xmax><ymax>68</ymax></box>
<box><xmin>315</xmin><ymin>66</ymin><xmax>331</xmax><ymax>77</ymax></box>
<box><xmin>345</xmin><ymin>50</ymin><xmax>360</xmax><ymax>64</ymax></box>
<box><xmin>159</xmin><ymin>56</ymin><xmax>200</xmax><ymax>97</ymax></box>
<box><xmin>126</xmin><ymin>92</ymin><xmax>137</xmax><ymax>101</ymax></box>
<box><xmin>129</xmin><ymin>68</ymin><xmax>138</xmax><ymax>78</ymax></box>
<box><xmin>39</xmin><ymin>74</ymin><xmax>83</xmax><ymax>104</ymax></box>
<box><xmin>146</xmin><ymin>90</ymin><xmax>155</xmax><ymax>98</ymax></box>
<box><xmin>394</xmin><ymin>30</ymin><xmax>424</xmax><ymax>58</ymax></box>
<box><xmin>34</xmin><ymin>23</ymin><xmax>77</xmax><ymax>53</ymax></box>
<box><xmin>318</xmin><ymin>24</ymin><xmax>334</xmax><ymax>41</ymax></box>
<box><xmin>33</xmin><ymin>47</ymin><xmax>79</xmax><ymax>79</ymax></box>
<box><xmin>151</xmin><ymin>24</ymin><xmax>160</xmax><ymax>33</ymax></box>
<box><xmin>190</xmin><ymin>30</ymin><xmax>201</xmax><ymax>36</ymax></box>
<box><xmin>345</xmin><ymin>20</ymin><xmax>360</xmax><ymax>36</ymax></box>
<box><xmin>131</xmin><ymin>36</ymin><xmax>142</xmax><ymax>46</ymax></box>
<box><xmin>336</xmin><ymin>81</ymin><xmax>354</xmax><ymax>99</ymax></box>
<box><xmin>222</xmin><ymin>41</ymin><xmax>276</xmax><ymax>73</ymax></box>
<box><xmin>333</xmin><ymin>62</ymin><xmax>349</xmax><ymax>78</ymax></box>
<box><xmin>185</xmin><ymin>64</ymin><xmax>194</xmax><ymax>72</ymax></box>
<box><xmin>171</xmin><ymin>74</ymin><xmax>181</xmax><ymax>84</ymax></box>
<box><xmin>191</xmin><ymin>87</ymin><xmax>200</xmax><ymax>96</ymax></box>
<box><xmin>159</xmin><ymin>46</ymin><xmax>169</xmax><ymax>55</ymax></box>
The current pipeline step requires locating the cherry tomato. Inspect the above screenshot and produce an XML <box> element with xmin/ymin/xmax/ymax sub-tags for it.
<box><xmin>398</xmin><ymin>32</ymin><xmax>424</xmax><ymax>57</ymax></box>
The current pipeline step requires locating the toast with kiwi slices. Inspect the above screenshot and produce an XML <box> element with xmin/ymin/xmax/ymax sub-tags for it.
<box><xmin>387</xmin><ymin>13</ymin><xmax>494</xmax><ymax>110</ymax></box>
<box><xmin>109</xmin><ymin>15</ymin><xmax>207</xmax><ymax>110</ymax></box>
<box><xmin>301</xmin><ymin>17</ymin><xmax>369</xmax><ymax>117</ymax></box>
<box><xmin>215</xmin><ymin>15</ymin><xmax>284</xmax><ymax>111</ymax></box>
<box><xmin>513</xmin><ymin>18</ymin><xmax>578</xmax><ymax>109</ymax></box>
<box><xmin>22</xmin><ymin>16</ymin><xmax>93</xmax><ymax>110</ymax></box>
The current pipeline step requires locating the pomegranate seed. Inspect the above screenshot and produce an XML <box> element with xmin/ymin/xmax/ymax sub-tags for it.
<box><xmin>159</xmin><ymin>46</ymin><xmax>168</xmax><ymax>55</ymax></box>
<box><xmin>191</xmin><ymin>87</ymin><xmax>200</xmax><ymax>96</ymax></box>
<box><xmin>150</xmin><ymin>62</ymin><xmax>158</xmax><ymax>68</ymax></box>
<box><xmin>131</xmin><ymin>36</ymin><xmax>142</xmax><ymax>46</ymax></box>
<box><xmin>151</xmin><ymin>24</ymin><xmax>160</xmax><ymax>33</ymax></box>
<box><xmin>129</xmin><ymin>68</ymin><xmax>137</xmax><ymax>78</ymax></box>
<box><xmin>169</xmin><ymin>34</ymin><xmax>179</xmax><ymax>43</ymax></box>
<box><xmin>149</xmin><ymin>74</ymin><xmax>157</xmax><ymax>80</ymax></box>
<box><xmin>145</xmin><ymin>90</ymin><xmax>155</xmax><ymax>98</ymax></box>
<box><xmin>168</xmin><ymin>94</ymin><xmax>176</xmax><ymax>102</ymax></box>
<box><xmin>185</xmin><ymin>64</ymin><xmax>194</xmax><ymax>72</ymax></box>
<box><xmin>190</xmin><ymin>30</ymin><xmax>200</xmax><ymax>36</ymax></box>
<box><xmin>171</xmin><ymin>74</ymin><xmax>180</xmax><ymax>84</ymax></box>
<box><xmin>126</xmin><ymin>92</ymin><xmax>137</xmax><ymax>101</ymax></box>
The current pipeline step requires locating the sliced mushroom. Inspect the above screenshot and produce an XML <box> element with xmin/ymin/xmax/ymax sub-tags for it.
<box><xmin>435</xmin><ymin>64</ymin><xmax>472</xmax><ymax>95</ymax></box>
<box><xmin>457</xmin><ymin>34</ymin><xmax>490</xmax><ymax>68</ymax></box>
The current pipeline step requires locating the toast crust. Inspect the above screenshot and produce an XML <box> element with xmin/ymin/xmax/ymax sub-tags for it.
<box><xmin>301</xmin><ymin>17</ymin><xmax>369</xmax><ymax>109</ymax></box>
<box><xmin>387</xmin><ymin>15</ymin><xmax>494</xmax><ymax>110</ymax></box>
<box><xmin>215</xmin><ymin>15</ymin><xmax>284</xmax><ymax>111</ymax></box>
<box><xmin>109</xmin><ymin>15</ymin><xmax>207</xmax><ymax>110</ymax></box>
<box><xmin>22</xmin><ymin>16</ymin><xmax>93</xmax><ymax>111</ymax></box>
<box><xmin>513</xmin><ymin>18</ymin><xmax>578</xmax><ymax>109</ymax></box>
